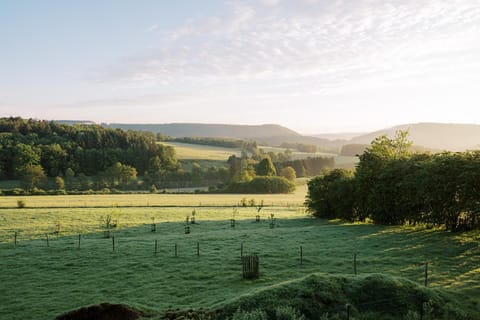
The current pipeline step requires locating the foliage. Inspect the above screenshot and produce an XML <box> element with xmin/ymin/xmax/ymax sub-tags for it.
<box><xmin>55</xmin><ymin>176</ymin><xmax>65</xmax><ymax>190</ymax></box>
<box><xmin>227</xmin><ymin>176</ymin><xmax>295</xmax><ymax>194</ymax></box>
<box><xmin>0</xmin><ymin>117</ymin><xmax>177</xmax><ymax>189</ymax></box>
<box><xmin>305</xmin><ymin>169</ymin><xmax>355</xmax><ymax>220</ymax></box>
<box><xmin>168</xmin><ymin>137</ymin><xmax>257</xmax><ymax>151</ymax></box>
<box><xmin>279</xmin><ymin>166</ymin><xmax>296</xmax><ymax>182</ymax></box>
<box><xmin>306</xmin><ymin>130</ymin><xmax>480</xmax><ymax>231</ymax></box>
<box><xmin>256</xmin><ymin>158</ymin><xmax>276</xmax><ymax>176</ymax></box>
<box><xmin>276</xmin><ymin>157</ymin><xmax>334</xmax><ymax>178</ymax></box>
<box><xmin>232</xmin><ymin>308</ymin><xmax>268</xmax><ymax>320</ymax></box>
<box><xmin>19</xmin><ymin>164</ymin><xmax>46</xmax><ymax>190</ymax></box>
<box><xmin>16</xmin><ymin>199</ymin><xmax>26</xmax><ymax>208</ymax></box>
<box><xmin>274</xmin><ymin>306</ymin><xmax>305</xmax><ymax>320</ymax></box>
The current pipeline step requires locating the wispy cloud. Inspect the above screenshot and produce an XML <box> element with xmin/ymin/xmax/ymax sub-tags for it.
<box><xmin>101</xmin><ymin>0</ymin><xmax>480</xmax><ymax>97</ymax></box>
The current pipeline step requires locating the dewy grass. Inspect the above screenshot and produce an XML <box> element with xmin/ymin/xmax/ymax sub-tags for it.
<box><xmin>0</xmin><ymin>207</ymin><xmax>478</xmax><ymax>320</ymax></box>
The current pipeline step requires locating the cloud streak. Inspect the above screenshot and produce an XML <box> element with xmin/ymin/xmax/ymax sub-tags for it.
<box><xmin>100</xmin><ymin>0</ymin><xmax>480</xmax><ymax>100</ymax></box>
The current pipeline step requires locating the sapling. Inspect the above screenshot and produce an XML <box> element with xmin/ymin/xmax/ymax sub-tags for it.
<box><xmin>256</xmin><ymin>200</ymin><xmax>264</xmax><ymax>213</ymax></box>
<box><xmin>191</xmin><ymin>209</ymin><xmax>196</xmax><ymax>224</ymax></box>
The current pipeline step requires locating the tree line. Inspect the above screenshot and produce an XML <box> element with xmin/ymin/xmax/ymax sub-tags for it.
<box><xmin>306</xmin><ymin>131</ymin><xmax>480</xmax><ymax>231</ymax></box>
<box><xmin>163</xmin><ymin>136</ymin><xmax>258</xmax><ymax>151</ymax></box>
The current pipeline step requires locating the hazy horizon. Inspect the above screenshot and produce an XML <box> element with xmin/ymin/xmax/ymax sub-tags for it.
<box><xmin>1</xmin><ymin>0</ymin><xmax>479</xmax><ymax>134</ymax></box>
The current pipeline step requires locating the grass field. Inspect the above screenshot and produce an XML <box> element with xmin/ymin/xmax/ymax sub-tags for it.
<box><xmin>0</xmin><ymin>185</ymin><xmax>307</xmax><ymax>209</ymax></box>
<box><xmin>0</xmin><ymin>197</ymin><xmax>479</xmax><ymax>320</ymax></box>
<box><xmin>161</xmin><ymin>142</ymin><xmax>240</xmax><ymax>160</ymax></box>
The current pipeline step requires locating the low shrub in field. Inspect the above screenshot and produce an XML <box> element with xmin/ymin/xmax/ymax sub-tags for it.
<box><xmin>31</xmin><ymin>187</ymin><xmax>47</xmax><ymax>195</ymax></box>
<box><xmin>16</xmin><ymin>199</ymin><xmax>26</xmax><ymax>208</ymax></box>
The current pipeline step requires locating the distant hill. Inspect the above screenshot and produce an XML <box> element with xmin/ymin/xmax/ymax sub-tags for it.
<box><xmin>313</xmin><ymin>132</ymin><xmax>366</xmax><ymax>141</ymax></box>
<box><xmin>349</xmin><ymin>123</ymin><xmax>480</xmax><ymax>151</ymax></box>
<box><xmin>54</xmin><ymin>120</ymin><xmax>95</xmax><ymax>125</ymax></box>
<box><xmin>55</xmin><ymin>121</ymin><xmax>480</xmax><ymax>153</ymax></box>
<box><xmin>106</xmin><ymin>123</ymin><xmax>300</xmax><ymax>139</ymax></box>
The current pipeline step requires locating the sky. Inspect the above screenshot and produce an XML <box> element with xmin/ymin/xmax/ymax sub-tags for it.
<box><xmin>1</xmin><ymin>0</ymin><xmax>480</xmax><ymax>134</ymax></box>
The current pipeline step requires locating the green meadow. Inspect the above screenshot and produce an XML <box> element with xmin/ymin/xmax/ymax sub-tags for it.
<box><xmin>161</xmin><ymin>142</ymin><xmax>241</xmax><ymax>160</ymax></box>
<box><xmin>0</xmin><ymin>185</ymin><xmax>307</xmax><ymax>209</ymax></box>
<box><xmin>161</xmin><ymin>141</ymin><xmax>359</xmax><ymax>168</ymax></box>
<box><xmin>0</xmin><ymin>194</ymin><xmax>479</xmax><ymax>320</ymax></box>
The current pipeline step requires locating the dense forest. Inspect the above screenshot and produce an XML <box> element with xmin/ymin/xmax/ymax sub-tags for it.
<box><xmin>306</xmin><ymin>131</ymin><xmax>480</xmax><ymax>231</ymax></box>
<box><xmin>0</xmin><ymin>117</ymin><xmax>177</xmax><ymax>191</ymax></box>
<box><xmin>164</xmin><ymin>136</ymin><xmax>258</xmax><ymax>151</ymax></box>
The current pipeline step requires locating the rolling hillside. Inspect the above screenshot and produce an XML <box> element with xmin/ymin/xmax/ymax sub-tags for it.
<box><xmin>348</xmin><ymin>123</ymin><xmax>480</xmax><ymax>151</ymax></box>
<box><xmin>107</xmin><ymin>123</ymin><xmax>300</xmax><ymax>139</ymax></box>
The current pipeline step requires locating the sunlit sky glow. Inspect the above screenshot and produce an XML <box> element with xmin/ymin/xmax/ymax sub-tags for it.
<box><xmin>1</xmin><ymin>0</ymin><xmax>479</xmax><ymax>134</ymax></box>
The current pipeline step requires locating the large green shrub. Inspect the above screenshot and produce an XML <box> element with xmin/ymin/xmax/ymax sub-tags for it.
<box><xmin>226</xmin><ymin>176</ymin><xmax>295</xmax><ymax>194</ymax></box>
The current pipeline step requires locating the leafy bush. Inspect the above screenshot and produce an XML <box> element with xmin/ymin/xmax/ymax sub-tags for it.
<box><xmin>17</xmin><ymin>200</ymin><xmax>26</xmax><ymax>208</ymax></box>
<box><xmin>31</xmin><ymin>187</ymin><xmax>47</xmax><ymax>195</ymax></box>
<box><xmin>150</xmin><ymin>184</ymin><xmax>158</xmax><ymax>193</ymax></box>
<box><xmin>2</xmin><ymin>188</ymin><xmax>26</xmax><ymax>196</ymax></box>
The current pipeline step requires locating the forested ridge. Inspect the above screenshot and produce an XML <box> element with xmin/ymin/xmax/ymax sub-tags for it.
<box><xmin>0</xmin><ymin>117</ymin><xmax>177</xmax><ymax>189</ymax></box>
<box><xmin>306</xmin><ymin>131</ymin><xmax>480</xmax><ymax>231</ymax></box>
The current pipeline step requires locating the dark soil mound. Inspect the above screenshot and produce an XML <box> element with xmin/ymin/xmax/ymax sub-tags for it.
<box><xmin>55</xmin><ymin>303</ymin><xmax>143</xmax><ymax>320</ymax></box>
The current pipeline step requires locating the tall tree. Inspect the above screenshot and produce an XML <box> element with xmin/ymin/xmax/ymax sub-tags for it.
<box><xmin>256</xmin><ymin>157</ymin><xmax>276</xmax><ymax>176</ymax></box>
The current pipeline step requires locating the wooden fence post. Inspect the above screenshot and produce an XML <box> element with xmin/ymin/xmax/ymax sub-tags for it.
<box><xmin>424</xmin><ymin>261</ymin><xmax>428</xmax><ymax>287</ymax></box>
<box><xmin>112</xmin><ymin>236</ymin><xmax>115</xmax><ymax>252</ymax></box>
<box><xmin>78</xmin><ymin>234</ymin><xmax>81</xmax><ymax>249</ymax></box>
<box><xmin>354</xmin><ymin>253</ymin><xmax>357</xmax><ymax>275</ymax></box>
<box><xmin>197</xmin><ymin>242</ymin><xmax>200</xmax><ymax>257</ymax></box>
<box><xmin>155</xmin><ymin>240</ymin><xmax>158</xmax><ymax>256</ymax></box>
<box><xmin>242</xmin><ymin>255</ymin><xmax>259</xmax><ymax>279</ymax></box>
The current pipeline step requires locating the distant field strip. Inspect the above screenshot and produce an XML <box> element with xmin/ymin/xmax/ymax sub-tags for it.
<box><xmin>0</xmin><ymin>186</ymin><xmax>307</xmax><ymax>209</ymax></box>
<box><xmin>161</xmin><ymin>142</ymin><xmax>240</xmax><ymax>160</ymax></box>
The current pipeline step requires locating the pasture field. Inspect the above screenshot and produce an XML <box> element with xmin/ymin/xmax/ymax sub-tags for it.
<box><xmin>0</xmin><ymin>185</ymin><xmax>307</xmax><ymax>209</ymax></box>
<box><xmin>161</xmin><ymin>142</ymin><xmax>241</xmax><ymax>160</ymax></box>
<box><xmin>0</xmin><ymin>199</ymin><xmax>479</xmax><ymax>320</ymax></box>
